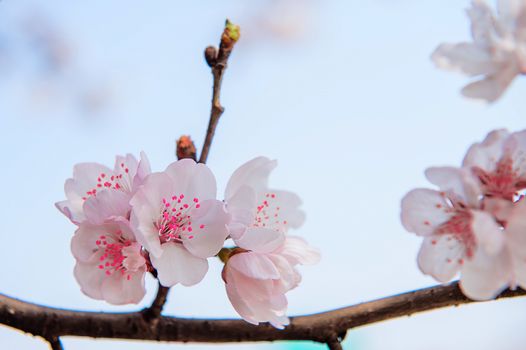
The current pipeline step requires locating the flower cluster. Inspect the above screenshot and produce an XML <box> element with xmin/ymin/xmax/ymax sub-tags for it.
<box><xmin>432</xmin><ymin>0</ymin><xmax>526</xmax><ymax>102</ymax></box>
<box><xmin>401</xmin><ymin>129</ymin><xmax>526</xmax><ymax>300</ymax></box>
<box><xmin>57</xmin><ymin>154</ymin><xmax>319</xmax><ymax>328</ymax></box>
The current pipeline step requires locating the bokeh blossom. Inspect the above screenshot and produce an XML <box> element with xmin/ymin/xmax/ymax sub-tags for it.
<box><xmin>432</xmin><ymin>0</ymin><xmax>526</xmax><ymax>102</ymax></box>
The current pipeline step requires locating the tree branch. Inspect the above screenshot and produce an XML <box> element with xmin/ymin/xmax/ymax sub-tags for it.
<box><xmin>199</xmin><ymin>20</ymin><xmax>240</xmax><ymax>164</ymax></box>
<box><xmin>1</xmin><ymin>282</ymin><xmax>524</xmax><ymax>345</ymax></box>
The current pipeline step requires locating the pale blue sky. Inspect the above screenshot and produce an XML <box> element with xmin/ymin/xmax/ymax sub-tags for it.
<box><xmin>1</xmin><ymin>1</ymin><xmax>525</xmax><ymax>349</ymax></box>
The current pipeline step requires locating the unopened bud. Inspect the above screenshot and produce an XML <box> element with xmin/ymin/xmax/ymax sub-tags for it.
<box><xmin>176</xmin><ymin>135</ymin><xmax>197</xmax><ymax>161</ymax></box>
<box><xmin>204</xmin><ymin>46</ymin><xmax>218</xmax><ymax>67</ymax></box>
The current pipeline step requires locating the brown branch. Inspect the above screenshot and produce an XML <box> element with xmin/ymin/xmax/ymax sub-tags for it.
<box><xmin>199</xmin><ymin>20</ymin><xmax>240</xmax><ymax>164</ymax></box>
<box><xmin>1</xmin><ymin>282</ymin><xmax>524</xmax><ymax>345</ymax></box>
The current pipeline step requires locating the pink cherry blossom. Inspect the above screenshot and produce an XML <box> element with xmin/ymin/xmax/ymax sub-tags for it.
<box><xmin>71</xmin><ymin>219</ymin><xmax>147</xmax><ymax>305</ymax></box>
<box><xmin>401</xmin><ymin>166</ymin><xmax>509</xmax><ymax>298</ymax></box>
<box><xmin>56</xmin><ymin>152</ymin><xmax>151</xmax><ymax>224</ymax></box>
<box><xmin>224</xmin><ymin>157</ymin><xmax>305</xmax><ymax>241</ymax></box>
<box><xmin>432</xmin><ymin>0</ymin><xmax>526</xmax><ymax>102</ymax></box>
<box><xmin>130</xmin><ymin>159</ymin><xmax>230</xmax><ymax>287</ymax></box>
<box><xmin>463</xmin><ymin>129</ymin><xmax>526</xmax><ymax>203</ymax></box>
<box><xmin>223</xmin><ymin>229</ymin><xmax>320</xmax><ymax>328</ymax></box>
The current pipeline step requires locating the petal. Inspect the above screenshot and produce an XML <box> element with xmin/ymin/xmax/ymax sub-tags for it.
<box><xmin>165</xmin><ymin>159</ymin><xmax>217</xmax><ymax>201</ymax></box>
<box><xmin>225</xmin><ymin>157</ymin><xmax>277</xmax><ymax>200</ymax></box>
<box><xmin>224</xmin><ymin>268</ymin><xmax>259</xmax><ymax>325</ymax></box>
<box><xmin>425</xmin><ymin>167</ymin><xmax>482</xmax><ymax>207</ymax></box>
<box><xmin>505</xmin><ymin>201</ymin><xmax>526</xmax><ymax>288</ymax></box>
<box><xmin>71</xmin><ymin>224</ymin><xmax>101</xmax><ymax>263</ymax></box>
<box><xmin>265</xmin><ymin>190</ymin><xmax>306</xmax><ymax>230</ymax></box>
<box><xmin>83</xmin><ymin>190</ymin><xmax>131</xmax><ymax>225</ymax></box>
<box><xmin>417</xmin><ymin>235</ymin><xmax>464</xmax><ymax>283</ymax></box>
<box><xmin>229</xmin><ymin>252</ymin><xmax>280</xmax><ymax>280</ymax></box>
<box><xmin>129</xmin><ymin>173</ymin><xmax>175</xmax><ymax>257</ymax></box>
<box><xmin>182</xmin><ymin>199</ymin><xmax>230</xmax><ymax>258</ymax></box>
<box><xmin>278</xmin><ymin>236</ymin><xmax>320</xmax><ymax>266</ymax></box>
<box><xmin>100</xmin><ymin>268</ymin><xmax>147</xmax><ymax>305</ymax></box>
<box><xmin>151</xmin><ymin>243</ymin><xmax>209</xmax><ymax>287</ymax></box>
<box><xmin>401</xmin><ymin>189</ymin><xmax>452</xmax><ymax>236</ymax></box>
<box><xmin>461</xmin><ymin>62</ymin><xmax>519</xmax><ymax>102</ymax></box>
<box><xmin>462</xmin><ymin>129</ymin><xmax>509</xmax><ymax>171</ymax></box>
<box><xmin>467</xmin><ymin>0</ymin><xmax>498</xmax><ymax>46</ymax></box>
<box><xmin>226</xmin><ymin>185</ymin><xmax>257</xmax><ymax>239</ymax></box>
<box><xmin>471</xmin><ymin>210</ymin><xmax>504</xmax><ymax>255</ymax></box>
<box><xmin>431</xmin><ymin>42</ymin><xmax>496</xmax><ymax>76</ymax></box>
<box><xmin>73</xmin><ymin>261</ymin><xmax>105</xmax><ymax>300</ymax></box>
<box><xmin>235</xmin><ymin>227</ymin><xmax>285</xmax><ymax>253</ymax></box>
<box><xmin>504</xmin><ymin>130</ymin><xmax>526</xmax><ymax>175</ymax></box>
<box><xmin>460</xmin><ymin>249</ymin><xmax>511</xmax><ymax>300</ymax></box>
<box><xmin>133</xmin><ymin>151</ymin><xmax>152</xmax><ymax>189</ymax></box>
<box><xmin>114</xmin><ymin>154</ymin><xmax>138</xmax><ymax>180</ymax></box>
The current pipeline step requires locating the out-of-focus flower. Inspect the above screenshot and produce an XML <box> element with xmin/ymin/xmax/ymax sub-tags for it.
<box><xmin>432</xmin><ymin>0</ymin><xmax>526</xmax><ymax>102</ymax></box>
<box><xmin>71</xmin><ymin>219</ymin><xmax>147</xmax><ymax>305</ymax></box>
<box><xmin>224</xmin><ymin>157</ymin><xmax>305</xmax><ymax>241</ymax></box>
<box><xmin>130</xmin><ymin>159</ymin><xmax>230</xmax><ymax>287</ymax></box>
<box><xmin>223</xmin><ymin>228</ymin><xmax>319</xmax><ymax>328</ymax></box>
<box><xmin>402</xmin><ymin>129</ymin><xmax>526</xmax><ymax>300</ymax></box>
<box><xmin>56</xmin><ymin>152</ymin><xmax>151</xmax><ymax>224</ymax></box>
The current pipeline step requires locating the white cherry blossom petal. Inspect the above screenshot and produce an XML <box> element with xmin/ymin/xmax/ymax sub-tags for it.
<box><xmin>401</xmin><ymin>189</ymin><xmax>452</xmax><ymax>236</ymax></box>
<box><xmin>100</xmin><ymin>268</ymin><xmax>146</xmax><ymax>305</ymax></box>
<box><xmin>229</xmin><ymin>252</ymin><xmax>280</xmax><ymax>280</ymax></box>
<box><xmin>236</xmin><ymin>227</ymin><xmax>285</xmax><ymax>253</ymax></box>
<box><xmin>460</xmin><ymin>248</ymin><xmax>511</xmax><ymax>300</ymax></box>
<box><xmin>182</xmin><ymin>199</ymin><xmax>230</xmax><ymax>258</ymax></box>
<box><xmin>151</xmin><ymin>243</ymin><xmax>209</xmax><ymax>287</ymax></box>
<box><xmin>165</xmin><ymin>159</ymin><xmax>217</xmax><ymax>201</ymax></box>
<box><xmin>417</xmin><ymin>235</ymin><xmax>464</xmax><ymax>283</ymax></box>
<box><xmin>83</xmin><ymin>190</ymin><xmax>131</xmax><ymax>225</ymax></box>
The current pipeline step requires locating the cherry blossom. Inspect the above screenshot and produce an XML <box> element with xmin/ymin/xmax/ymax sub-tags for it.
<box><xmin>130</xmin><ymin>159</ymin><xmax>230</xmax><ymax>287</ymax></box>
<box><xmin>401</xmin><ymin>166</ymin><xmax>511</xmax><ymax>299</ymax></box>
<box><xmin>224</xmin><ymin>157</ymin><xmax>305</xmax><ymax>241</ymax></box>
<box><xmin>432</xmin><ymin>0</ymin><xmax>526</xmax><ymax>102</ymax></box>
<box><xmin>56</xmin><ymin>152</ymin><xmax>151</xmax><ymax>224</ymax></box>
<box><xmin>71</xmin><ymin>219</ymin><xmax>147</xmax><ymax>305</ymax></box>
<box><xmin>463</xmin><ymin>129</ymin><xmax>526</xmax><ymax>203</ymax></box>
<box><xmin>223</xmin><ymin>228</ymin><xmax>320</xmax><ymax>328</ymax></box>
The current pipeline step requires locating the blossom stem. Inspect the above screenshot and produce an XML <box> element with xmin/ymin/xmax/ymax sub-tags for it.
<box><xmin>199</xmin><ymin>20</ymin><xmax>240</xmax><ymax>164</ymax></box>
<box><xmin>0</xmin><ymin>282</ymin><xmax>523</xmax><ymax>346</ymax></box>
<box><xmin>45</xmin><ymin>335</ymin><xmax>63</xmax><ymax>350</ymax></box>
<box><xmin>142</xmin><ymin>282</ymin><xmax>170</xmax><ymax>321</ymax></box>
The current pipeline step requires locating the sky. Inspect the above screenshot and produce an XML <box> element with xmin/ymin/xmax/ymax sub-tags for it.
<box><xmin>0</xmin><ymin>0</ymin><xmax>525</xmax><ymax>349</ymax></box>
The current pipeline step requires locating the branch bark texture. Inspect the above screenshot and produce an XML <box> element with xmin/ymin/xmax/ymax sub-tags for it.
<box><xmin>1</xmin><ymin>282</ymin><xmax>524</xmax><ymax>345</ymax></box>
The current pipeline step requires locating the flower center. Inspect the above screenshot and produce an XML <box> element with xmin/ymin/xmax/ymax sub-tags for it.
<box><xmin>156</xmin><ymin>194</ymin><xmax>206</xmax><ymax>243</ymax></box>
<box><xmin>472</xmin><ymin>156</ymin><xmax>526</xmax><ymax>201</ymax></box>
<box><xmin>82</xmin><ymin>163</ymin><xmax>133</xmax><ymax>200</ymax></box>
<box><xmin>434</xmin><ymin>210</ymin><xmax>475</xmax><ymax>259</ymax></box>
<box><xmin>253</xmin><ymin>192</ymin><xmax>288</xmax><ymax>230</ymax></box>
<box><xmin>95</xmin><ymin>232</ymin><xmax>134</xmax><ymax>280</ymax></box>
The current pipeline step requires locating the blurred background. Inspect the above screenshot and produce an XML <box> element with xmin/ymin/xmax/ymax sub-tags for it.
<box><xmin>0</xmin><ymin>0</ymin><xmax>525</xmax><ymax>349</ymax></box>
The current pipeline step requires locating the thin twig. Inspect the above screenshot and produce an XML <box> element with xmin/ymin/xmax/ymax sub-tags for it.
<box><xmin>1</xmin><ymin>282</ymin><xmax>523</xmax><ymax>345</ymax></box>
<box><xmin>45</xmin><ymin>335</ymin><xmax>63</xmax><ymax>350</ymax></box>
<box><xmin>142</xmin><ymin>282</ymin><xmax>170</xmax><ymax>321</ymax></box>
<box><xmin>199</xmin><ymin>20</ymin><xmax>240</xmax><ymax>164</ymax></box>
<box><xmin>327</xmin><ymin>339</ymin><xmax>343</xmax><ymax>350</ymax></box>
